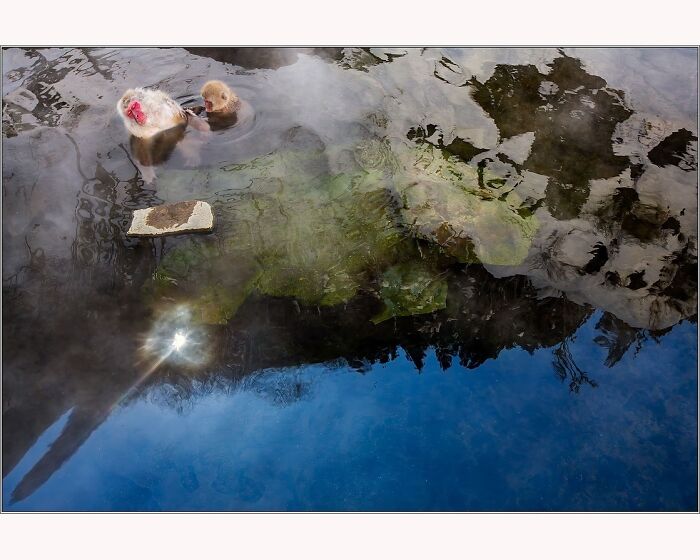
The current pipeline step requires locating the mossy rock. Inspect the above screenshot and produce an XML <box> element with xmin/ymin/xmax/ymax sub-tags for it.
<box><xmin>372</xmin><ymin>261</ymin><xmax>448</xmax><ymax>323</ymax></box>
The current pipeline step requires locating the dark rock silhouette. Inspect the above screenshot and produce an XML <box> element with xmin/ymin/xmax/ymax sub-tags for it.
<box><xmin>647</xmin><ymin>128</ymin><xmax>698</xmax><ymax>170</ymax></box>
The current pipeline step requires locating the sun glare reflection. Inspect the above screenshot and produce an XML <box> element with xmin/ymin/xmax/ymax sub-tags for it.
<box><xmin>107</xmin><ymin>305</ymin><xmax>212</xmax><ymax>412</ymax></box>
<box><xmin>135</xmin><ymin>305</ymin><xmax>211</xmax><ymax>387</ymax></box>
<box><xmin>171</xmin><ymin>331</ymin><xmax>188</xmax><ymax>352</ymax></box>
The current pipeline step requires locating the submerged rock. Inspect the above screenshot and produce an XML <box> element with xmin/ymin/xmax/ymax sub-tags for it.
<box><xmin>395</xmin><ymin>142</ymin><xmax>539</xmax><ymax>266</ymax></box>
<box><xmin>127</xmin><ymin>200</ymin><xmax>214</xmax><ymax>237</ymax></box>
<box><xmin>147</xmin><ymin>128</ymin><xmax>540</xmax><ymax>324</ymax></box>
<box><xmin>399</xmin><ymin>177</ymin><xmax>539</xmax><ymax>266</ymax></box>
<box><xmin>148</xmin><ymin>131</ymin><xmax>412</xmax><ymax>323</ymax></box>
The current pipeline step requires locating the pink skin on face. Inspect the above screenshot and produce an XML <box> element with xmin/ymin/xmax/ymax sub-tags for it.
<box><xmin>126</xmin><ymin>100</ymin><xmax>147</xmax><ymax>125</ymax></box>
<box><xmin>204</xmin><ymin>100</ymin><xmax>213</xmax><ymax>112</ymax></box>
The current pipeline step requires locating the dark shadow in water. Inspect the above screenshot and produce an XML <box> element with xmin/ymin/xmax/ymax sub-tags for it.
<box><xmin>3</xmin><ymin>295</ymin><xmax>150</xmax><ymax>503</ymax></box>
<box><xmin>184</xmin><ymin>47</ymin><xmax>349</xmax><ymax>71</ymax></box>
<box><xmin>647</xmin><ymin>128</ymin><xmax>698</xmax><ymax>170</ymax></box>
<box><xmin>185</xmin><ymin>47</ymin><xmax>303</xmax><ymax>70</ymax></box>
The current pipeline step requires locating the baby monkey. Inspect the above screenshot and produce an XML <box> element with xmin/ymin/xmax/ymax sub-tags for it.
<box><xmin>197</xmin><ymin>80</ymin><xmax>241</xmax><ymax>130</ymax></box>
<box><xmin>201</xmin><ymin>80</ymin><xmax>240</xmax><ymax>113</ymax></box>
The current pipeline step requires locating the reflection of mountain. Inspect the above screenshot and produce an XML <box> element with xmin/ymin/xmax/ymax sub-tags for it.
<box><xmin>408</xmin><ymin>52</ymin><xmax>699</xmax><ymax>331</ymax></box>
<box><xmin>470</xmin><ymin>53</ymin><xmax>633</xmax><ymax>219</ymax></box>
<box><xmin>400</xmin><ymin>137</ymin><xmax>696</xmax><ymax>329</ymax></box>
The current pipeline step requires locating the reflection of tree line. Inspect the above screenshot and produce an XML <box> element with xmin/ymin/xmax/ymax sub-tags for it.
<box><xmin>5</xmin><ymin>259</ymin><xmax>685</xmax><ymax>504</ymax></box>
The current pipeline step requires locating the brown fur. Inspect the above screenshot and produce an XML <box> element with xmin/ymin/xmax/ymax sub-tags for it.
<box><xmin>129</xmin><ymin>124</ymin><xmax>187</xmax><ymax>167</ymax></box>
<box><xmin>200</xmin><ymin>80</ymin><xmax>240</xmax><ymax>114</ymax></box>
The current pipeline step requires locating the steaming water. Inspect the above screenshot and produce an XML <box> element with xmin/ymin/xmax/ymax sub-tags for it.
<box><xmin>2</xmin><ymin>47</ymin><xmax>697</xmax><ymax>511</ymax></box>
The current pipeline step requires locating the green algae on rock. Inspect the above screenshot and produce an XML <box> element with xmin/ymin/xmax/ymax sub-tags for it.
<box><xmin>220</xmin><ymin>172</ymin><xmax>407</xmax><ymax>308</ymax></box>
<box><xmin>372</xmin><ymin>261</ymin><xmax>448</xmax><ymax>323</ymax></box>
<box><xmin>149</xmin><ymin>238</ymin><xmax>261</xmax><ymax>324</ymax></box>
<box><xmin>148</xmin><ymin>130</ymin><xmax>411</xmax><ymax>323</ymax></box>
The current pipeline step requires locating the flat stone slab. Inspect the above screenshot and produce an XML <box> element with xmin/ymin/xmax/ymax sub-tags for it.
<box><xmin>127</xmin><ymin>200</ymin><xmax>214</xmax><ymax>237</ymax></box>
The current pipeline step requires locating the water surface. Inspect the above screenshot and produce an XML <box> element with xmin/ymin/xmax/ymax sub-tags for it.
<box><xmin>2</xmin><ymin>47</ymin><xmax>698</xmax><ymax>511</ymax></box>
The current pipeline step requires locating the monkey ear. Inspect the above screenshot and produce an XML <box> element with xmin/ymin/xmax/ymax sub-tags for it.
<box><xmin>222</xmin><ymin>93</ymin><xmax>227</xmax><ymax>100</ymax></box>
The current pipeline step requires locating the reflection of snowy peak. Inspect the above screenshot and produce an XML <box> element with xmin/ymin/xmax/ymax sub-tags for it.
<box><xmin>487</xmin><ymin>213</ymin><xmax>696</xmax><ymax>330</ymax></box>
<box><xmin>422</xmin><ymin>52</ymin><xmax>698</xmax><ymax>331</ymax></box>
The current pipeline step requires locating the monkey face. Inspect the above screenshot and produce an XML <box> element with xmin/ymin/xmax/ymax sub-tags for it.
<box><xmin>118</xmin><ymin>90</ymin><xmax>148</xmax><ymax>125</ymax></box>
<box><xmin>126</xmin><ymin>100</ymin><xmax>147</xmax><ymax>125</ymax></box>
<box><xmin>200</xmin><ymin>80</ymin><xmax>237</xmax><ymax>113</ymax></box>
